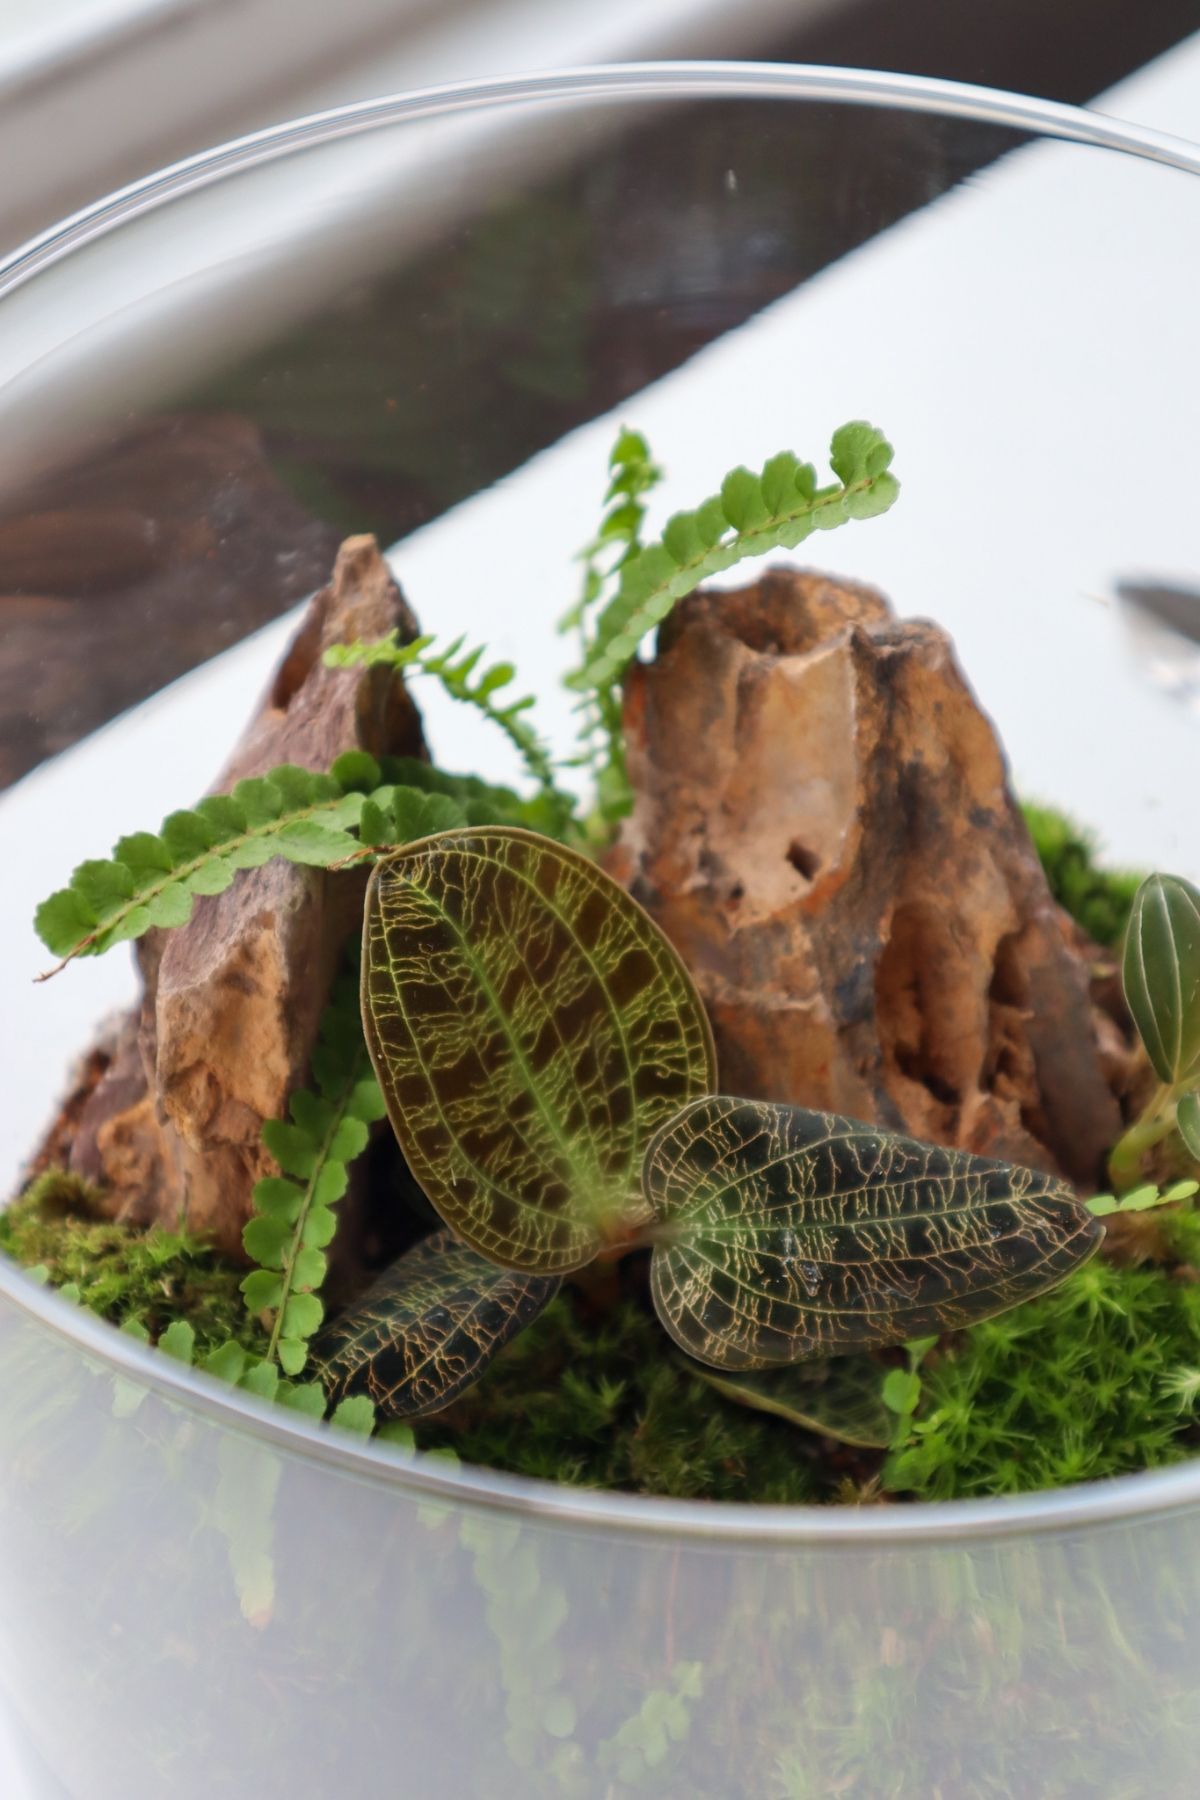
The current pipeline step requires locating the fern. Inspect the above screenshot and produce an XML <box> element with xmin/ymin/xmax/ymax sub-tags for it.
<box><xmin>558</xmin><ymin>427</ymin><xmax>661</xmax><ymax>824</ymax></box>
<box><xmin>348</xmin><ymin>783</ymin><xmax>469</xmax><ymax>863</ymax></box>
<box><xmin>32</xmin><ymin>748</ymin><xmax>579</xmax><ymax>975</ymax></box>
<box><xmin>561</xmin><ymin>421</ymin><xmax>898</xmax><ymax>825</ymax></box>
<box><xmin>88</xmin><ymin>985</ymin><xmax>390</xmax><ymax>1429</ymax></box>
<box><xmin>34</xmin><ymin>752</ymin><xmax>386</xmax><ymax>974</ymax></box>
<box><xmin>569</xmin><ymin>422</ymin><xmax>898</xmax><ymax>698</ymax></box>
<box><xmin>239</xmin><ymin>969</ymin><xmax>385</xmax><ymax>1379</ymax></box>
<box><xmin>325</xmin><ymin>633</ymin><xmax>559</xmax><ymax>797</ymax></box>
<box><xmin>379</xmin><ymin>755</ymin><xmax>574</xmax><ymax>842</ymax></box>
<box><xmin>147</xmin><ymin>975</ymin><xmax>388</xmax><ymax>1428</ymax></box>
<box><xmin>559</xmin><ymin>425</ymin><xmax>661</xmax><ymax>639</ymax></box>
<box><xmin>170</xmin><ymin>1328</ymin><xmax>376</xmax><ymax>1431</ymax></box>
<box><xmin>308</xmin><ymin>770</ymin><xmax>572</xmax><ymax>871</ymax></box>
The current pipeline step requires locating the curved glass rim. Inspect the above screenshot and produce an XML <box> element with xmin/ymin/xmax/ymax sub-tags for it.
<box><xmin>3</xmin><ymin>60</ymin><xmax>1200</xmax><ymax>299</ymax></box>
<box><xmin>4</xmin><ymin>60</ymin><xmax>1200</xmax><ymax>1542</ymax></box>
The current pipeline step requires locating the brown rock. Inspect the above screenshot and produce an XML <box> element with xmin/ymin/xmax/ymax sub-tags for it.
<box><xmin>614</xmin><ymin>567</ymin><xmax>1128</xmax><ymax>1186</ymax></box>
<box><xmin>71</xmin><ymin>536</ymin><xmax>425</xmax><ymax>1252</ymax></box>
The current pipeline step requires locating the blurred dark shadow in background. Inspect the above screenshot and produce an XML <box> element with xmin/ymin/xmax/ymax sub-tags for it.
<box><xmin>1</xmin><ymin>0</ymin><xmax>1197</xmax><ymax>787</ymax></box>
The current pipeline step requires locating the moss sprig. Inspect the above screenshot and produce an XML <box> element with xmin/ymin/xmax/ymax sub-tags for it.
<box><xmin>884</xmin><ymin>1257</ymin><xmax>1200</xmax><ymax>1499</ymax></box>
<box><xmin>0</xmin><ymin>1176</ymin><xmax>249</xmax><ymax>1350</ymax></box>
<box><xmin>1021</xmin><ymin>801</ymin><xmax>1143</xmax><ymax>947</ymax></box>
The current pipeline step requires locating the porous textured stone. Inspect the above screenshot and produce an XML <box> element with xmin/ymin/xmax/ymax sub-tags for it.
<box><xmin>70</xmin><ymin>536</ymin><xmax>424</xmax><ymax>1253</ymax></box>
<box><xmin>611</xmin><ymin>567</ymin><xmax>1129</xmax><ymax>1185</ymax></box>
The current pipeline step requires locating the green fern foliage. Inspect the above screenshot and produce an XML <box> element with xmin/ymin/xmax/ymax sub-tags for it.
<box><xmin>353</xmin><ymin>783</ymin><xmax>467</xmax><ymax>857</ymax></box>
<box><xmin>559</xmin><ymin>425</ymin><xmax>661</xmax><ymax>639</ymax></box>
<box><xmin>378</xmin><ymin>756</ymin><xmax>573</xmax><ymax>842</ymax></box>
<box><xmin>171</xmin><ymin>1329</ymin><xmax>371</xmax><ymax>1430</ymax></box>
<box><xmin>12</xmin><ymin>960</ymin><xmax>390</xmax><ymax>1427</ymax></box>
<box><xmin>560</xmin><ymin>428</ymin><xmax>661</xmax><ymax>823</ymax></box>
<box><xmin>1088</xmin><ymin>1178</ymin><xmax>1200</xmax><ymax>1218</ymax></box>
<box><xmin>563</xmin><ymin>421</ymin><xmax>898</xmax><ymax>824</ymax></box>
<box><xmin>34</xmin><ymin>752</ymin><xmax>385</xmax><ymax>973</ymax></box>
<box><xmin>241</xmin><ymin>970</ymin><xmax>385</xmax><ymax>1378</ymax></box>
<box><xmin>325</xmin><ymin>633</ymin><xmax>558</xmax><ymax>795</ymax></box>
<box><xmin>567</xmin><ymin>422</ymin><xmax>898</xmax><ymax>701</ymax></box>
<box><xmin>31</xmin><ymin>749</ymin><xmax>576</xmax><ymax>975</ymax></box>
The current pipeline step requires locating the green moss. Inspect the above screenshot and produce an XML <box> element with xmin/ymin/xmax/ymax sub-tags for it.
<box><xmin>1022</xmin><ymin>799</ymin><xmax>1143</xmax><ymax>946</ymax></box>
<box><xmin>885</xmin><ymin>1256</ymin><xmax>1200</xmax><ymax>1500</ymax></box>
<box><xmin>415</xmin><ymin>1293</ymin><xmax>830</xmax><ymax>1503</ymax></box>
<box><xmin>1</xmin><ymin>1171</ymin><xmax>252</xmax><ymax>1356</ymax></box>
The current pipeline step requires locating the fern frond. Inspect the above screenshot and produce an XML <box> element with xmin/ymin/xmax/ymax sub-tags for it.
<box><xmin>34</xmin><ymin>749</ymin><xmax>579</xmax><ymax>978</ymax></box>
<box><xmin>240</xmin><ymin>969</ymin><xmax>386</xmax><ymax>1379</ymax></box>
<box><xmin>568</xmin><ymin>422</ymin><xmax>898</xmax><ymax>698</ymax></box>
<box><xmin>559</xmin><ymin>428</ymin><xmax>661</xmax><ymax>823</ymax></box>
<box><xmin>34</xmin><ymin>752</ymin><xmax>385</xmax><ymax>976</ymax></box>
<box><xmin>325</xmin><ymin>634</ymin><xmax>559</xmax><ymax>796</ymax></box>
<box><xmin>558</xmin><ymin>425</ymin><xmax>662</xmax><ymax>637</ymax></box>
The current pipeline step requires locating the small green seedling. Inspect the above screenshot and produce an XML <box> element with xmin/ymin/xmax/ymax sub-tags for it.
<box><xmin>881</xmin><ymin>1337</ymin><xmax>939</xmax><ymax>1452</ymax></box>
<box><xmin>1108</xmin><ymin>873</ymin><xmax>1200</xmax><ymax>1190</ymax></box>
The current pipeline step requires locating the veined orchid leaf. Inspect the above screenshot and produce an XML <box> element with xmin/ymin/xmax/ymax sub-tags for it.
<box><xmin>313</xmin><ymin>1231</ymin><xmax>560</xmax><ymax>1419</ymax></box>
<box><xmin>362</xmin><ymin>827</ymin><xmax>716</xmax><ymax>1273</ymax></box>
<box><xmin>689</xmin><ymin>1354</ymin><xmax>892</xmax><ymax>1449</ymax></box>
<box><xmin>644</xmin><ymin>1097</ymin><xmax>1101</xmax><ymax>1370</ymax></box>
<box><xmin>1122</xmin><ymin>873</ymin><xmax>1200</xmax><ymax>1085</ymax></box>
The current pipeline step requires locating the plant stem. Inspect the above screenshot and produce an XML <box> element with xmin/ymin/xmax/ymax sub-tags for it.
<box><xmin>1107</xmin><ymin>1083</ymin><xmax>1179</xmax><ymax>1192</ymax></box>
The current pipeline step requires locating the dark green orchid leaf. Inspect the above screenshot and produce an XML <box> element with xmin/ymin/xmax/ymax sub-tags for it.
<box><xmin>644</xmin><ymin>1097</ymin><xmax>1101</xmax><ymax>1370</ymax></box>
<box><xmin>1122</xmin><ymin>873</ymin><xmax>1200</xmax><ymax>1085</ymax></box>
<box><xmin>688</xmin><ymin>1353</ymin><xmax>892</xmax><ymax>1449</ymax></box>
<box><xmin>1178</xmin><ymin>1092</ymin><xmax>1200</xmax><ymax>1162</ymax></box>
<box><xmin>313</xmin><ymin>1231</ymin><xmax>560</xmax><ymax>1419</ymax></box>
<box><xmin>362</xmin><ymin>827</ymin><xmax>716</xmax><ymax>1274</ymax></box>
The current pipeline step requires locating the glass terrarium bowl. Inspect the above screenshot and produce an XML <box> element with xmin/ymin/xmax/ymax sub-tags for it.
<box><xmin>2</xmin><ymin>64</ymin><xmax>1200</xmax><ymax>1798</ymax></box>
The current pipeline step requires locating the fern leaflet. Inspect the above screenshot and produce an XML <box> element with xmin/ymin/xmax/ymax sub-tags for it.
<box><xmin>378</xmin><ymin>756</ymin><xmax>574</xmax><ymax>842</ymax></box>
<box><xmin>560</xmin><ymin>421</ymin><xmax>898</xmax><ymax>827</ymax></box>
